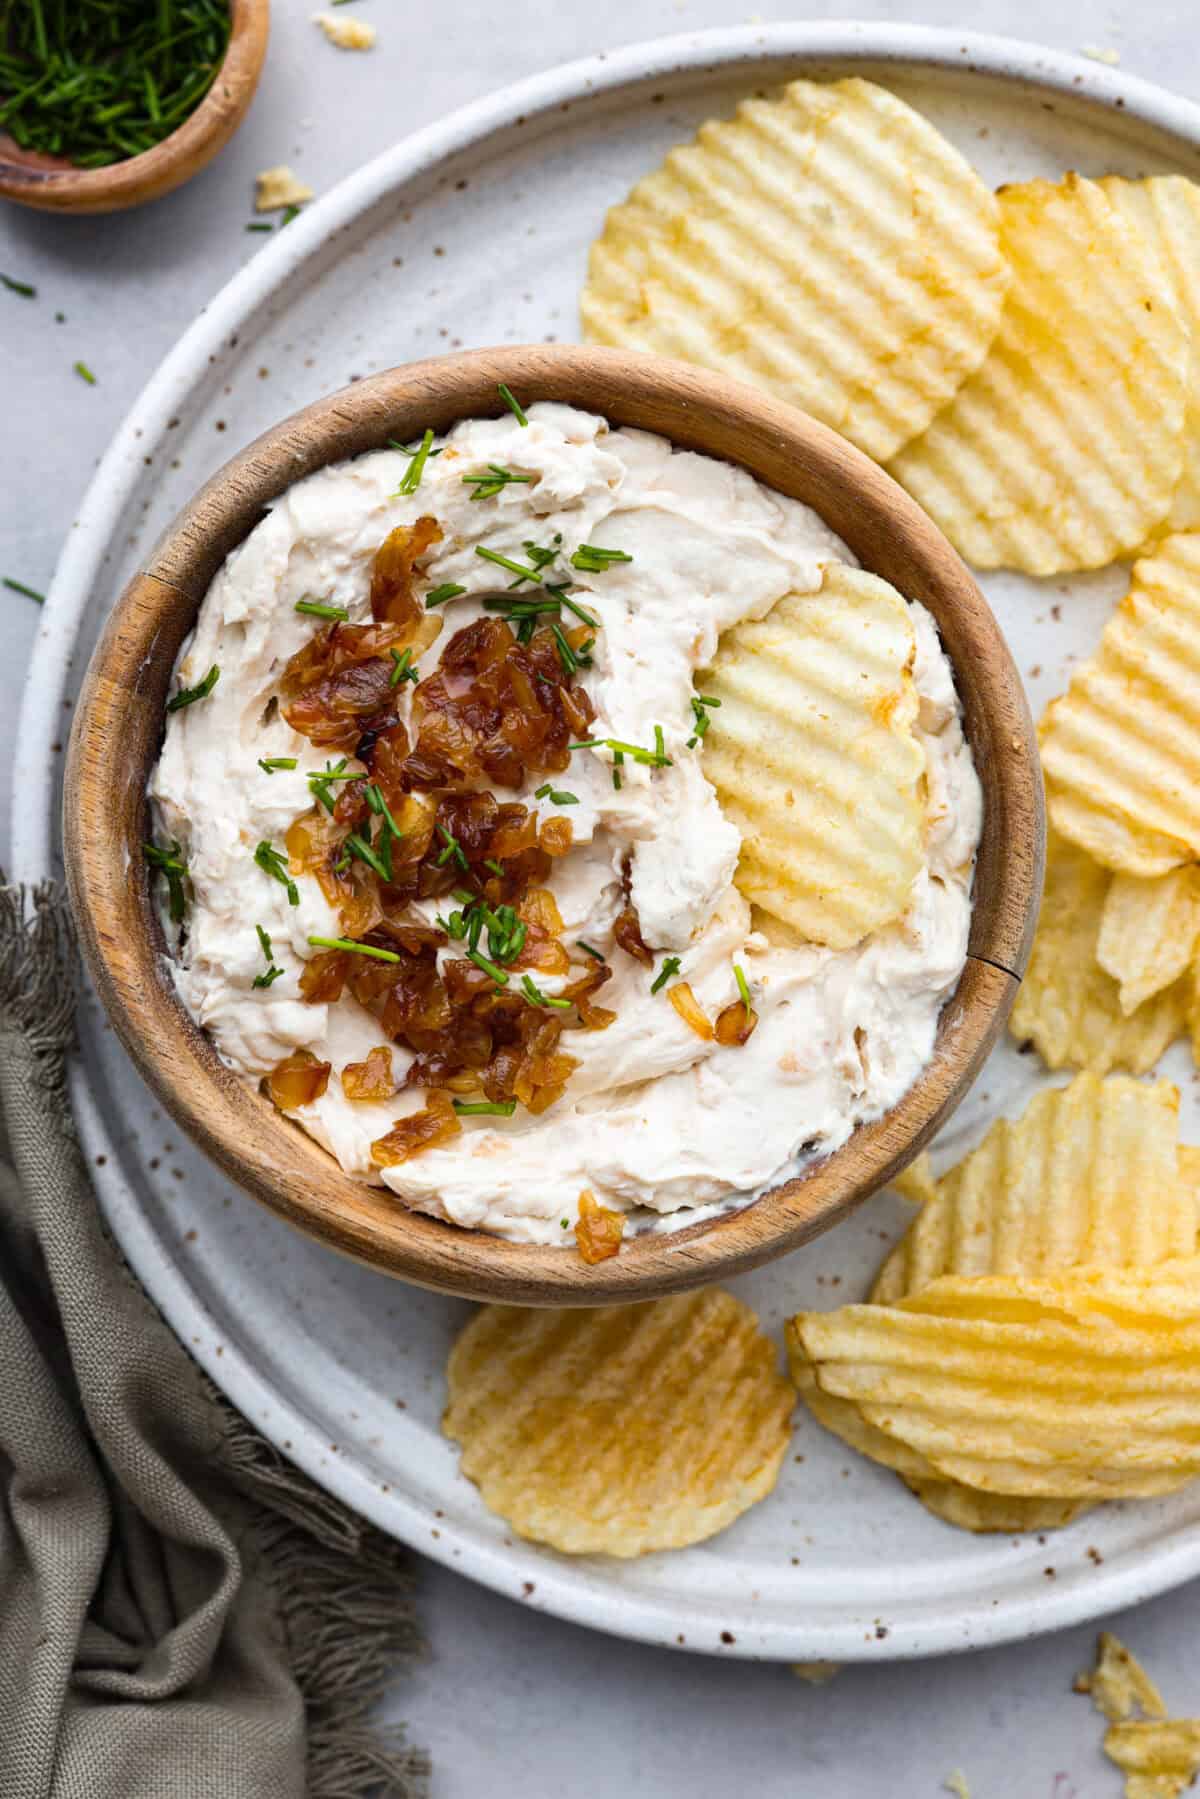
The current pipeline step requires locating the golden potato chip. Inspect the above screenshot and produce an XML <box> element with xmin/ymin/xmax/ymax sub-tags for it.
<box><xmin>1100</xmin><ymin>177</ymin><xmax>1200</xmax><ymax>536</ymax></box>
<box><xmin>700</xmin><ymin>565</ymin><xmax>925</xmax><ymax>949</ymax></box>
<box><xmin>906</xmin><ymin>1479</ymin><xmax>1089</xmax><ymax>1534</ymax></box>
<box><xmin>1097</xmin><ymin>867</ymin><xmax>1200</xmax><ymax>1014</ymax></box>
<box><xmin>792</xmin><ymin>1315</ymin><xmax>1095</xmax><ymax>1531</ymax></box>
<box><xmin>871</xmin><ymin>1073</ymin><xmax>1190</xmax><ymax>1302</ymax></box>
<box><xmin>1008</xmin><ymin>833</ymin><xmax>1188</xmax><ymax>1074</ymax></box>
<box><xmin>581</xmin><ymin>77</ymin><xmax>1009</xmax><ymax>463</ymax></box>
<box><xmin>890</xmin><ymin>175</ymin><xmax>1190</xmax><ymax>575</ymax></box>
<box><xmin>1040</xmin><ymin>535</ymin><xmax>1200</xmax><ymax>875</ymax></box>
<box><xmin>443</xmin><ymin>1289</ymin><xmax>794</xmax><ymax>1557</ymax></box>
<box><xmin>891</xmin><ymin>1152</ymin><xmax>939</xmax><ymax>1208</ymax></box>
<box><xmin>789</xmin><ymin>1260</ymin><xmax>1200</xmax><ymax>1499</ymax></box>
<box><xmin>1105</xmin><ymin>1719</ymin><xmax>1200</xmax><ymax>1799</ymax></box>
<box><xmin>1076</xmin><ymin>1633</ymin><xmax>1168</xmax><ymax>1724</ymax></box>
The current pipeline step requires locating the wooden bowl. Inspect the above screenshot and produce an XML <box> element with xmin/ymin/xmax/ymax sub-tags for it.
<box><xmin>0</xmin><ymin>0</ymin><xmax>269</xmax><ymax>215</ymax></box>
<box><xmin>64</xmin><ymin>345</ymin><xmax>1043</xmax><ymax>1304</ymax></box>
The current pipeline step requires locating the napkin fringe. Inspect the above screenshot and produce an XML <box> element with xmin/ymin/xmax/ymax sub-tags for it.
<box><xmin>0</xmin><ymin>880</ymin><xmax>77</xmax><ymax>1082</ymax></box>
<box><xmin>222</xmin><ymin>1412</ymin><xmax>430</xmax><ymax>1799</ymax></box>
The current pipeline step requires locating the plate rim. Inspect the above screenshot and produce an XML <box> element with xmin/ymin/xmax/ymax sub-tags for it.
<box><xmin>16</xmin><ymin>21</ymin><xmax>1200</xmax><ymax>1661</ymax></box>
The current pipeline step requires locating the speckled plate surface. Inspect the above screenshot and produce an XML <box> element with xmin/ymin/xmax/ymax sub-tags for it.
<box><xmin>15</xmin><ymin>24</ymin><xmax>1200</xmax><ymax>1662</ymax></box>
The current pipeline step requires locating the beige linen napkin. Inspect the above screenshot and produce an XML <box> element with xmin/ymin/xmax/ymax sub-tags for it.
<box><xmin>0</xmin><ymin>881</ymin><xmax>427</xmax><ymax>1799</ymax></box>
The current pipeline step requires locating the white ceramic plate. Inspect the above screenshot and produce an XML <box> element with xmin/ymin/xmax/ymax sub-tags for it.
<box><xmin>16</xmin><ymin>24</ymin><xmax>1200</xmax><ymax>1662</ymax></box>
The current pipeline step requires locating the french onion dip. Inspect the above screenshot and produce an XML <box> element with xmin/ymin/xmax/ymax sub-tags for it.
<box><xmin>149</xmin><ymin>401</ymin><xmax>982</xmax><ymax>1253</ymax></box>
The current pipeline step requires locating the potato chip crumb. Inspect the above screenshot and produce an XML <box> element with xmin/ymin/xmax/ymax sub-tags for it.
<box><xmin>791</xmin><ymin>1661</ymin><xmax>841</xmax><ymax>1684</ymax></box>
<box><xmin>255</xmin><ymin>166</ymin><xmax>315</xmax><ymax>213</ymax></box>
<box><xmin>1105</xmin><ymin>1719</ymin><xmax>1200</xmax><ymax>1798</ymax></box>
<box><xmin>943</xmin><ymin>1773</ymin><xmax>971</xmax><ymax>1799</ymax></box>
<box><xmin>313</xmin><ymin>11</ymin><xmax>376</xmax><ymax>49</ymax></box>
<box><xmin>1076</xmin><ymin>1633</ymin><xmax>1169</xmax><ymax>1724</ymax></box>
<box><xmin>1081</xmin><ymin>44</ymin><xmax>1121</xmax><ymax>64</ymax></box>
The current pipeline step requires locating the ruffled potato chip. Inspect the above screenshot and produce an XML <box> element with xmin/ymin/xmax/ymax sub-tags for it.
<box><xmin>890</xmin><ymin>175</ymin><xmax>1190</xmax><ymax>575</ymax></box>
<box><xmin>790</xmin><ymin>1261</ymin><xmax>1200</xmax><ymax>1500</ymax></box>
<box><xmin>871</xmin><ymin>1073</ymin><xmax>1190</xmax><ymax>1302</ymax></box>
<box><xmin>1008</xmin><ymin>834</ymin><xmax>1188</xmax><ymax>1074</ymax></box>
<box><xmin>443</xmin><ymin>1289</ymin><xmax>794</xmax><ymax>1557</ymax></box>
<box><xmin>1096</xmin><ymin>867</ymin><xmax>1200</xmax><ymax>1015</ymax></box>
<box><xmin>581</xmin><ymin>76</ymin><xmax>1009</xmax><ymax>463</ymax></box>
<box><xmin>1040</xmin><ymin>534</ymin><xmax>1200</xmax><ymax>875</ymax></box>
<box><xmin>1100</xmin><ymin>176</ymin><xmax>1200</xmax><ymax>537</ymax></box>
<box><xmin>700</xmin><ymin>565</ymin><xmax>926</xmax><ymax>949</ymax></box>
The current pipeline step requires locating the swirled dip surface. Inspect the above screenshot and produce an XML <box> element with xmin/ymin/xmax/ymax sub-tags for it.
<box><xmin>150</xmin><ymin>404</ymin><xmax>982</xmax><ymax>1245</ymax></box>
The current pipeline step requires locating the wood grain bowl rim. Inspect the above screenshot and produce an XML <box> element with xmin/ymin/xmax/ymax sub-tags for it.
<box><xmin>0</xmin><ymin>0</ymin><xmax>269</xmax><ymax>215</ymax></box>
<box><xmin>63</xmin><ymin>344</ymin><xmax>1043</xmax><ymax>1305</ymax></box>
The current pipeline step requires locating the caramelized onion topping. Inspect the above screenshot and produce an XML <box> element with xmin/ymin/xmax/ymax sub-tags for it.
<box><xmin>714</xmin><ymin>998</ymin><xmax>759</xmax><ymax>1047</ymax></box>
<box><xmin>266</xmin><ymin>1048</ymin><xmax>331</xmax><ymax>1111</ymax></box>
<box><xmin>370</xmin><ymin>1089</ymin><xmax>461</xmax><ymax>1167</ymax></box>
<box><xmin>576</xmin><ymin>1189</ymin><xmax>624</xmax><ymax>1264</ymax></box>
<box><xmin>341</xmin><ymin>1044</ymin><xmax>396</xmax><ymax>1102</ymax></box>
<box><xmin>668</xmin><ymin>981</ymin><xmax>714</xmax><ymax>1041</ymax></box>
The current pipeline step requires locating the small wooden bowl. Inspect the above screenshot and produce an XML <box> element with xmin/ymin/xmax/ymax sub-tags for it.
<box><xmin>0</xmin><ymin>0</ymin><xmax>269</xmax><ymax>215</ymax></box>
<box><xmin>64</xmin><ymin>346</ymin><xmax>1043</xmax><ymax>1305</ymax></box>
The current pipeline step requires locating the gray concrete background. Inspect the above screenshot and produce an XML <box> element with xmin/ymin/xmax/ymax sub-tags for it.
<box><xmin>2</xmin><ymin>3</ymin><xmax>1190</xmax><ymax>1793</ymax></box>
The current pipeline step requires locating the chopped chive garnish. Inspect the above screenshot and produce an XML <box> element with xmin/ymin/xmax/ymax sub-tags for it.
<box><xmin>453</xmin><ymin>1099</ymin><xmax>517</xmax><ymax>1116</ymax></box>
<box><xmin>435</xmin><ymin>824</ymin><xmax>469</xmax><ymax>871</ymax></box>
<box><xmin>468</xmin><ymin>947</ymin><xmax>510</xmax><ymax>987</ymax></box>
<box><xmin>395</xmin><ymin>427</ymin><xmax>435</xmax><ymax>496</ymax></box>
<box><xmin>74</xmin><ymin>361</ymin><xmax>97</xmax><ymax>385</ymax></box>
<box><xmin>650</xmin><ymin>955</ymin><xmax>682</xmax><ymax>996</ymax></box>
<box><xmin>556</xmin><ymin>591</ymin><xmax>599</xmax><ymax>629</ymax></box>
<box><xmin>3</xmin><ymin>576</ymin><xmax>45</xmax><ymax>603</ymax></box>
<box><xmin>364</xmin><ymin>784</ymin><xmax>403</xmax><ymax>840</ymax></box>
<box><xmin>484</xmin><ymin>858</ymin><xmax>506</xmax><ymax>878</ymax></box>
<box><xmin>425</xmin><ymin>582</ymin><xmax>467</xmax><ymax>609</ymax></box>
<box><xmin>612</xmin><ymin>748</ymin><xmax>624</xmax><ymax>791</ymax></box>
<box><xmin>734</xmin><ymin>963</ymin><xmax>754</xmax><ymax>1010</ymax></box>
<box><xmin>280</xmin><ymin>204</ymin><xmax>302</xmax><ymax>227</ymax></box>
<box><xmin>534</xmin><ymin>783</ymin><xmax>578</xmax><ymax>806</ymax></box>
<box><xmin>574</xmin><ymin>733</ymin><xmax>672</xmax><ymax>769</ymax></box>
<box><xmin>463</xmin><ymin>464</ymin><xmax>533</xmax><ymax>500</ymax></box>
<box><xmin>2</xmin><ymin>274</ymin><xmax>35</xmax><ymax>297</ymax></box>
<box><xmin>497</xmin><ymin>382</ymin><xmax>528</xmax><ymax>426</ymax></box>
<box><xmin>144</xmin><ymin>839</ymin><xmax>189</xmax><ymax>924</ymax></box>
<box><xmin>295</xmin><ymin>597</ymin><xmax>349</xmax><ymax>621</ymax></box>
<box><xmin>252</xmin><ymin>924</ymin><xmax>286</xmax><ymax>988</ymax></box>
<box><xmin>688</xmin><ymin>693</ymin><xmax>721</xmax><ymax>747</ymax></box>
<box><xmin>258</xmin><ymin>756</ymin><xmax>298</xmax><ymax>774</ymax></box>
<box><xmin>254</xmin><ymin>841</ymin><xmax>300</xmax><ymax>906</ymax></box>
<box><xmin>388</xmin><ymin>437</ymin><xmax>445</xmax><ymax>458</ymax></box>
<box><xmin>389</xmin><ymin>646</ymin><xmax>419</xmax><ymax>686</ymax></box>
<box><xmin>576</xmin><ymin>940</ymin><xmax>605</xmax><ymax>962</ymax></box>
<box><xmin>308</xmin><ymin>759</ymin><xmax>357</xmax><ymax>812</ymax></box>
<box><xmin>521</xmin><ymin>974</ymin><xmax>571</xmax><ymax>1010</ymax></box>
<box><xmin>570</xmin><ymin>543</ymin><xmax>632</xmax><ymax>572</ymax></box>
<box><xmin>438</xmin><ymin>910</ymin><xmax>467</xmax><ymax>940</ymax></box>
<box><xmin>307</xmin><ymin>935</ymin><xmax>402</xmax><ymax>963</ymax></box>
<box><xmin>345</xmin><ymin>829</ymin><xmax>392</xmax><ymax>883</ymax></box>
<box><xmin>167</xmin><ymin>664</ymin><xmax>219</xmax><ymax>711</ymax></box>
<box><xmin>246</xmin><ymin>221</ymin><xmax>274</xmax><ymax>233</ymax></box>
<box><xmin>475</xmin><ymin>544</ymin><xmax>544</xmax><ymax>585</ymax></box>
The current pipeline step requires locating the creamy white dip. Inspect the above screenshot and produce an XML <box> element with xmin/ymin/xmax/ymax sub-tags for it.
<box><xmin>150</xmin><ymin>403</ymin><xmax>982</xmax><ymax>1246</ymax></box>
